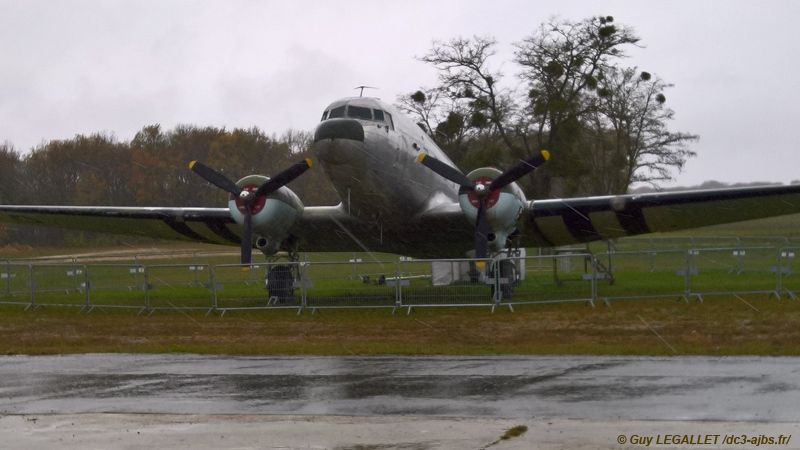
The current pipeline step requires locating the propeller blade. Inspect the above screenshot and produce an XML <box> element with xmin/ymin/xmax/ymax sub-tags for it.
<box><xmin>253</xmin><ymin>159</ymin><xmax>313</xmax><ymax>199</ymax></box>
<box><xmin>490</xmin><ymin>149</ymin><xmax>550</xmax><ymax>191</ymax></box>
<box><xmin>415</xmin><ymin>153</ymin><xmax>474</xmax><ymax>189</ymax></box>
<box><xmin>241</xmin><ymin>208</ymin><xmax>253</xmax><ymax>264</ymax></box>
<box><xmin>188</xmin><ymin>161</ymin><xmax>242</xmax><ymax>195</ymax></box>
<box><xmin>474</xmin><ymin>198</ymin><xmax>490</xmax><ymax>260</ymax></box>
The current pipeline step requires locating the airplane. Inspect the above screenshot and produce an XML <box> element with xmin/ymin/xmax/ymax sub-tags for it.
<box><xmin>2</xmin><ymin>96</ymin><xmax>800</xmax><ymax>267</ymax></box>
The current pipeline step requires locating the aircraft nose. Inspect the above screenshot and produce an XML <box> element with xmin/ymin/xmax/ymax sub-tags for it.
<box><xmin>314</xmin><ymin>118</ymin><xmax>364</xmax><ymax>143</ymax></box>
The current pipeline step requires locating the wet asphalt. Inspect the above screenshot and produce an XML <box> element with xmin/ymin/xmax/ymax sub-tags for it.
<box><xmin>1</xmin><ymin>355</ymin><xmax>798</xmax><ymax>421</ymax></box>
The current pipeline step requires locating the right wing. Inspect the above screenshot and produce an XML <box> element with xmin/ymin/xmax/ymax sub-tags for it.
<box><xmin>0</xmin><ymin>203</ymin><xmax>371</xmax><ymax>253</ymax></box>
<box><xmin>0</xmin><ymin>205</ymin><xmax>241</xmax><ymax>244</ymax></box>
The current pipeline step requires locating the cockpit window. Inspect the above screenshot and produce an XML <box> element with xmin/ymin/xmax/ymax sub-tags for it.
<box><xmin>373</xmin><ymin>109</ymin><xmax>385</xmax><ymax>121</ymax></box>
<box><xmin>347</xmin><ymin>105</ymin><xmax>372</xmax><ymax>120</ymax></box>
<box><xmin>320</xmin><ymin>110</ymin><xmax>329</xmax><ymax>121</ymax></box>
<box><xmin>329</xmin><ymin>105</ymin><xmax>345</xmax><ymax>118</ymax></box>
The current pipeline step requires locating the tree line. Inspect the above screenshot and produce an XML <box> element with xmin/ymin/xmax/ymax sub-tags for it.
<box><xmin>396</xmin><ymin>15</ymin><xmax>698</xmax><ymax>198</ymax></box>
<box><xmin>0</xmin><ymin>126</ymin><xmax>338</xmax><ymax>245</ymax></box>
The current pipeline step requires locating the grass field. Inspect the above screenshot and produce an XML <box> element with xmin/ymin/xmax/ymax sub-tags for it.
<box><xmin>2</xmin><ymin>214</ymin><xmax>800</xmax><ymax>356</ymax></box>
<box><xmin>1</xmin><ymin>295</ymin><xmax>799</xmax><ymax>356</ymax></box>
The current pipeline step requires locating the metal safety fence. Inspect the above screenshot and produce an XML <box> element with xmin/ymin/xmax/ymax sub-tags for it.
<box><xmin>1</xmin><ymin>245</ymin><xmax>798</xmax><ymax>314</ymax></box>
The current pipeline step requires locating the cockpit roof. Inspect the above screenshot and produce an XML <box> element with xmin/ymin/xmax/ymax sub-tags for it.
<box><xmin>323</xmin><ymin>97</ymin><xmax>390</xmax><ymax>111</ymax></box>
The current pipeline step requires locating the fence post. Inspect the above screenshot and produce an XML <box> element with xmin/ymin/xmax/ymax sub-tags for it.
<box><xmin>775</xmin><ymin>248</ymin><xmax>784</xmax><ymax>299</ymax></box>
<box><xmin>491</xmin><ymin>260</ymin><xmax>501</xmax><ymax>312</ymax></box>
<box><xmin>27</xmin><ymin>264</ymin><xmax>36</xmax><ymax>310</ymax></box>
<box><xmin>590</xmin><ymin>255</ymin><xmax>598</xmax><ymax>307</ymax></box>
<box><xmin>787</xmin><ymin>248</ymin><xmax>799</xmax><ymax>300</ymax></box>
<box><xmin>83</xmin><ymin>264</ymin><xmax>91</xmax><ymax>311</ymax></box>
<box><xmin>193</xmin><ymin>252</ymin><xmax>200</xmax><ymax>286</ymax></box>
<box><xmin>209</xmin><ymin>264</ymin><xmax>218</xmax><ymax>311</ymax></box>
<box><xmin>143</xmin><ymin>265</ymin><xmax>151</xmax><ymax>313</ymax></box>
<box><xmin>394</xmin><ymin>260</ymin><xmax>402</xmax><ymax>310</ymax></box>
<box><xmin>682</xmin><ymin>251</ymin><xmax>692</xmax><ymax>303</ymax></box>
<box><xmin>4</xmin><ymin>260</ymin><xmax>10</xmax><ymax>297</ymax></box>
<box><xmin>300</xmin><ymin>261</ymin><xmax>308</xmax><ymax>310</ymax></box>
<box><xmin>606</xmin><ymin>241</ymin><xmax>615</xmax><ymax>278</ymax></box>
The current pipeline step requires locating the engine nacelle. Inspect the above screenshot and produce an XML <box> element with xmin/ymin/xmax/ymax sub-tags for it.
<box><xmin>228</xmin><ymin>174</ymin><xmax>303</xmax><ymax>255</ymax></box>
<box><xmin>458</xmin><ymin>167</ymin><xmax>527</xmax><ymax>251</ymax></box>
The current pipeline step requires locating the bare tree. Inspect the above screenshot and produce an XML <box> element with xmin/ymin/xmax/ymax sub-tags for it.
<box><xmin>515</xmin><ymin>16</ymin><xmax>639</xmax><ymax>151</ymax></box>
<box><xmin>589</xmin><ymin>68</ymin><xmax>698</xmax><ymax>193</ymax></box>
<box><xmin>419</xmin><ymin>36</ymin><xmax>520</xmax><ymax>154</ymax></box>
<box><xmin>403</xmin><ymin>15</ymin><xmax>696</xmax><ymax>196</ymax></box>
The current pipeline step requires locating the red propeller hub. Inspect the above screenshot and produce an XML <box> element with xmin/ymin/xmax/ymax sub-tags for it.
<box><xmin>467</xmin><ymin>177</ymin><xmax>501</xmax><ymax>208</ymax></box>
<box><xmin>233</xmin><ymin>184</ymin><xmax>267</xmax><ymax>214</ymax></box>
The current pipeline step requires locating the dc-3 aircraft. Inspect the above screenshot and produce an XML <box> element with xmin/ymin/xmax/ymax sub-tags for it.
<box><xmin>2</xmin><ymin>96</ymin><xmax>800</xmax><ymax>265</ymax></box>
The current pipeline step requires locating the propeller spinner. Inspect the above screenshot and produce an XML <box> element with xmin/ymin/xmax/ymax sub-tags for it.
<box><xmin>189</xmin><ymin>159</ymin><xmax>312</xmax><ymax>264</ymax></box>
<box><xmin>416</xmin><ymin>150</ymin><xmax>549</xmax><ymax>259</ymax></box>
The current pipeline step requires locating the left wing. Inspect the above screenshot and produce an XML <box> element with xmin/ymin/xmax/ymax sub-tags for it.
<box><xmin>521</xmin><ymin>184</ymin><xmax>800</xmax><ymax>247</ymax></box>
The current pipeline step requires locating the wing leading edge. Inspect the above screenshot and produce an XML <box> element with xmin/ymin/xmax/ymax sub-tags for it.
<box><xmin>522</xmin><ymin>184</ymin><xmax>800</xmax><ymax>247</ymax></box>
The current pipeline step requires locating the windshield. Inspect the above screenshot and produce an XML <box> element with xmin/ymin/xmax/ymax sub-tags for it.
<box><xmin>347</xmin><ymin>106</ymin><xmax>372</xmax><ymax>120</ymax></box>
<box><xmin>329</xmin><ymin>106</ymin><xmax>346</xmax><ymax>118</ymax></box>
<box><xmin>322</xmin><ymin>104</ymin><xmax>391</xmax><ymax>128</ymax></box>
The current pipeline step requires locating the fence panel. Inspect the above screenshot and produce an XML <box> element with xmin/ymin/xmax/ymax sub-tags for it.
<box><xmin>304</xmin><ymin>260</ymin><xmax>396</xmax><ymax>309</ymax></box>
<box><xmin>398</xmin><ymin>258</ymin><xmax>493</xmax><ymax>308</ymax></box>
<box><xmin>507</xmin><ymin>253</ymin><xmax>595</xmax><ymax>305</ymax></box>
<box><xmin>25</xmin><ymin>264</ymin><xmax>89</xmax><ymax>308</ymax></box>
<box><xmin>1</xmin><ymin>263</ymin><xmax>32</xmax><ymax>304</ymax></box>
<box><xmin>84</xmin><ymin>264</ymin><xmax>148</xmax><ymax>310</ymax></box>
<box><xmin>690</xmin><ymin>247</ymin><xmax>779</xmax><ymax>299</ymax></box>
<box><xmin>595</xmin><ymin>250</ymin><xmax>688</xmax><ymax>303</ymax></box>
<box><xmin>214</xmin><ymin>262</ymin><xmax>304</xmax><ymax>311</ymax></box>
<box><xmin>2</xmin><ymin>243</ymin><xmax>799</xmax><ymax>313</ymax></box>
<box><xmin>776</xmin><ymin>247</ymin><xmax>800</xmax><ymax>299</ymax></box>
<box><xmin>144</xmin><ymin>264</ymin><xmax>214</xmax><ymax>310</ymax></box>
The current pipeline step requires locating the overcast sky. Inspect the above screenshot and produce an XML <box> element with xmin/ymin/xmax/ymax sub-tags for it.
<box><xmin>2</xmin><ymin>0</ymin><xmax>799</xmax><ymax>188</ymax></box>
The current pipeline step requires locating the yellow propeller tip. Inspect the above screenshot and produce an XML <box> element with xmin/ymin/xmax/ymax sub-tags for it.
<box><xmin>541</xmin><ymin>150</ymin><xmax>550</xmax><ymax>161</ymax></box>
<box><xmin>475</xmin><ymin>261</ymin><xmax>487</xmax><ymax>269</ymax></box>
<box><xmin>415</xmin><ymin>153</ymin><xmax>427</xmax><ymax>163</ymax></box>
<box><xmin>305</xmin><ymin>158</ymin><xmax>313</xmax><ymax>168</ymax></box>
<box><xmin>188</xmin><ymin>160</ymin><xmax>197</xmax><ymax>169</ymax></box>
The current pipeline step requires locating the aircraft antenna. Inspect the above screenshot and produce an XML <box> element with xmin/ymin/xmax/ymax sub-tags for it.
<box><xmin>354</xmin><ymin>85</ymin><xmax>377</xmax><ymax>97</ymax></box>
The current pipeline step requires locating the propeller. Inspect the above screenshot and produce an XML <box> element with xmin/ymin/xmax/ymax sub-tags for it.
<box><xmin>416</xmin><ymin>150</ymin><xmax>550</xmax><ymax>259</ymax></box>
<box><xmin>189</xmin><ymin>159</ymin><xmax>312</xmax><ymax>264</ymax></box>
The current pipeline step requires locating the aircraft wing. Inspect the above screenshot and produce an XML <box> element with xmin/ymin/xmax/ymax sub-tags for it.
<box><xmin>523</xmin><ymin>184</ymin><xmax>800</xmax><ymax>246</ymax></box>
<box><xmin>3</xmin><ymin>184</ymin><xmax>800</xmax><ymax>254</ymax></box>
<box><xmin>0</xmin><ymin>205</ymin><xmax>243</xmax><ymax>244</ymax></box>
<box><xmin>0</xmin><ymin>204</ymin><xmax>359</xmax><ymax>250</ymax></box>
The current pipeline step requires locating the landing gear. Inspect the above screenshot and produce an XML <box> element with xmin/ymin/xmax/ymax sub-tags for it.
<box><xmin>263</xmin><ymin>236</ymin><xmax>300</xmax><ymax>304</ymax></box>
<box><xmin>489</xmin><ymin>258</ymin><xmax>519</xmax><ymax>300</ymax></box>
<box><xmin>266</xmin><ymin>265</ymin><xmax>295</xmax><ymax>304</ymax></box>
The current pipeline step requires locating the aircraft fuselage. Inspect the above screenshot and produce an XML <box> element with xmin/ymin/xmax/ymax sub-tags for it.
<box><xmin>312</xmin><ymin>97</ymin><xmax>460</xmax><ymax>222</ymax></box>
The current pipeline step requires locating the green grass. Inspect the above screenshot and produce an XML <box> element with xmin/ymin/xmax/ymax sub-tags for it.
<box><xmin>1</xmin><ymin>294</ymin><xmax>799</xmax><ymax>356</ymax></box>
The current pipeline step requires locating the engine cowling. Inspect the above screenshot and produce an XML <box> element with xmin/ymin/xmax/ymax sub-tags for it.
<box><xmin>457</xmin><ymin>167</ymin><xmax>526</xmax><ymax>251</ymax></box>
<box><xmin>228</xmin><ymin>174</ymin><xmax>303</xmax><ymax>255</ymax></box>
